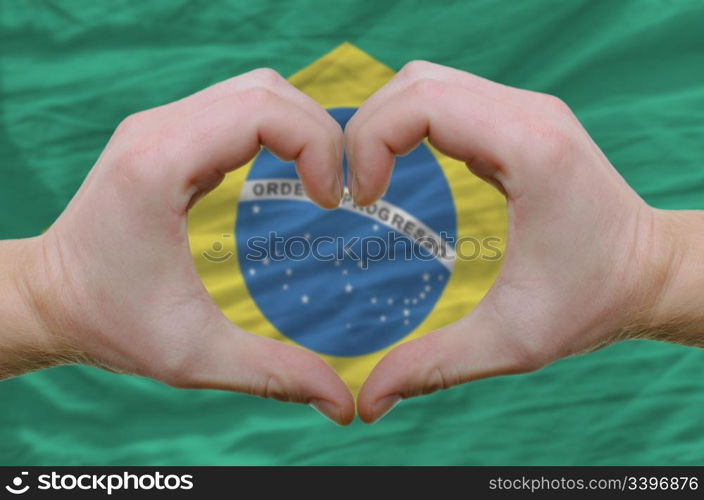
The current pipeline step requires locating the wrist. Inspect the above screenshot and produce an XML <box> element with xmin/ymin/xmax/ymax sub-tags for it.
<box><xmin>637</xmin><ymin>209</ymin><xmax>704</xmax><ymax>346</ymax></box>
<box><xmin>0</xmin><ymin>236</ymin><xmax>72</xmax><ymax>378</ymax></box>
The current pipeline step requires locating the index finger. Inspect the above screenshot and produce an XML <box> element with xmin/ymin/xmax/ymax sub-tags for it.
<box><xmin>114</xmin><ymin>86</ymin><xmax>344</xmax><ymax>210</ymax></box>
<box><xmin>345</xmin><ymin>79</ymin><xmax>526</xmax><ymax>206</ymax></box>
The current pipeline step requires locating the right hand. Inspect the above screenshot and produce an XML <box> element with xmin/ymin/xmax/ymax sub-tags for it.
<box><xmin>13</xmin><ymin>69</ymin><xmax>355</xmax><ymax>425</ymax></box>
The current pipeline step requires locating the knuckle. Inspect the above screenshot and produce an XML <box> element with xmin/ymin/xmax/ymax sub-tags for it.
<box><xmin>536</xmin><ymin>93</ymin><xmax>571</xmax><ymax>116</ymax></box>
<box><xmin>111</xmin><ymin>136</ymin><xmax>162</xmax><ymax>186</ymax></box>
<box><xmin>113</xmin><ymin>144</ymin><xmax>148</xmax><ymax>178</ymax></box>
<box><xmin>248</xmin><ymin>67</ymin><xmax>284</xmax><ymax>87</ymax></box>
<box><xmin>531</xmin><ymin>122</ymin><xmax>574</xmax><ymax>165</ymax></box>
<box><xmin>399</xmin><ymin>59</ymin><xmax>435</xmax><ymax>80</ymax></box>
<box><xmin>259</xmin><ymin>374</ymin><xmax>288</xmax><ymax>401</ymax></box>
<box><xmin>344</xmin><ymin>113</ymin><xmax>361</xmax><ymax>140</ymax></box>
<box><xmin>114</xmin><ymin>111</ymin><xmax>149</xmax><ymax>138</ymax></box>
<box><xmin>109</xmin><ymin>115</ymin><xmax>170</xmax><ymax>187</ymax></box>
<box><xmin>423</xmin><ymin>366</ymin><xmax>453</xmax><ymax>396</ymax></box>
<box><xmin>391</xmin><ymin>336</ymin><xmax>459</xmax><ymax>397</ymax></box>
<box><xmin>408</xmin><ymin>77</ymin><xmax>446</xmax><ymax>100</ymax></box>
<box><xmin>344</xmin><ymin>118</ymin><xmax>369</xmax><ymax>156</ymax></box>
<box><xmin>237</xmin><ymin>86</ymin><xmax>274</xmax><ymax>107</ymax></box>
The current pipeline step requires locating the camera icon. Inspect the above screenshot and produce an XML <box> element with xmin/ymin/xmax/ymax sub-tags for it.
<box><xmin>201</xmin><ymin>234</ymin><xmax>234</xmax><ymax>263</ymax></box>
<box><xmin>5</xmin><ymin>471</ymin><xmax>29</xmax><ymax>494</ymax></box>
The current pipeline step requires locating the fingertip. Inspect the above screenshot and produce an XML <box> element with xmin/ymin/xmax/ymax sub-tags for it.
<box><xmin>296</xmin><ymin>169</ymin><xmax>342</xmax><ymax>210</ymax></box>
<box><xmin>358</xmin><ymin>393</ymin><xmax>402</xmax><ymax>424</ymax></box>
<box><xmin>340</xmin><ymin>384</ymin><xmax>357</xmax><ymax>425</ymax></box>
<box><xmin>310</xmin><ymin>398</ymin><xmax>348</xmax><ymax>426</ymax></box>
<box><xmin>300</xmin><ymin>351</ymin><xmax>355</xmax><ymax>425</ymax></box>
<box><xmin>347</xmin><ymin>167</ymin><xmax>360</xmax><ymax>204</ymax></box>
<box><xmin>351</xmin><ymin>183</ymin><xmax>388</xmax><ymax>207</ymax></box>
<box><xmin>356</xmin><ymin>335</ymin><xmax>444</xmax><ymax>422</ymax></box>
<box><xmin>357</xmin><ymin>405</ymin><xmax>376</xmax><ymax>424</ymax></box>
<box><xmin>312</xmin><ymin>194</ymin><xmax>342</xmax><ymax>211</ymax></box>
<box><xmin>356</xmin><ymin>374</ymin><xmax>385</xmax><ymax>423</ymax></box>
<box><xmin>310</xmin><ymin>377</ymin><xmax>355</xmax><ymax>425</ymax></box>
<box><xmin>346</xmin><ymin>142</ymin><xmax>394</xmax><ymax>207</ymax></box>
<box><xmin>296</xmin><ymin>141</ymin><xmax>344</xmax><ymax>210</ymax></box>
<box><xmin>372</xmin><ymin>394</ymin><xmax>402</xmax><ymax>423</ymax></box>
<box><xmin>323</xmin><ymin>380</ymin><xmax>356</xmax><ymax>426</ymax></box>
<box><xmin>347</xmin><ymin>165</ymin><xmax>386</xmax><ymax>207</ymax></box>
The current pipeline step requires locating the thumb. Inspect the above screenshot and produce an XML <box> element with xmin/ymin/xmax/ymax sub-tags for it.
<box><xmin>162</xmin><ymin>317</ymin><xmax>355</xmax><ymax>426</ymax></box>
<box><xmin>357</xmin><ymin>304</ymin><xmax>538</xmax><ymax>423</ymax></box>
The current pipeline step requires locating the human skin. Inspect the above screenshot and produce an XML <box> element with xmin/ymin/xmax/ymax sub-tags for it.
<box><xmin>0</xmin><ymin>63</ymin><xmax>702</xmax><ymax>426</ymax></box>
<box><xmin>345</xmin><ymin>61</ymin><xmax>704</xmax><ymax>423</ymax></box>
<box><xmin>0</xmin><ymin>69</ymin><xmax>355</xmax><ymax>425</ymax></box>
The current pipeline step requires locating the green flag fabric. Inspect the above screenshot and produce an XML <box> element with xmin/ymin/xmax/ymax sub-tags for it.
<box><xmin>2</xmin><ymin>1</ymin><xmax>704</xmax><ymax>466</ymax></box>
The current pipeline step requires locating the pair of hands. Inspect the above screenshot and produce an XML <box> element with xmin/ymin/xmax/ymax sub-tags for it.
<box><xmin>5</xmin><ymin>62</ymin><xmax>697</xmax><ymax>425</ymax></box>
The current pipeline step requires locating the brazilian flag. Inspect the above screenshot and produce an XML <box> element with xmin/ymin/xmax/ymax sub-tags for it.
<box><xmin>2</xmin><ymin>1</ymin><xmax>704</xmax><ymax>465</ymax></box>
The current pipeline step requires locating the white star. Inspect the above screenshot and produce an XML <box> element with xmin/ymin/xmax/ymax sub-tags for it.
<box><xmin>370</xmin><ymin>297</ymin><xmax>377</xmax><ymax>304</ymax></box>
<box><xmin>248</xmin><ymin>268</ymin><xmax>256</xmax><ymax>276</ymax></box>
<box><xmin>300</xmin><ymin>294</ymin><xmax>309</xmax><ymax>304</ymax></box>
<box><xmin>357</xmin><ymin>261</ymin><xmax>364</xmax><ymax>268</ymax></box>
<box><xmin>282</xmin><ymin>283</ymin><xmax>289</xmax><ymax>290</ymax></box>
<box><xmin>372</xmin><ymin>224</ymin><xmax>379</xmax><ymax>231</ymax></box>
<box><xmin>346</xmin><ymin>323</ymin><xmax>351</xmax><ymax>329</ymax></box>
<box><xmin>404</xmin><ymin>319</ymin><xmax>410</xmax><ymax>325</ymax></box>
<box><xmin>404</xmin><ymin>298</ymin><xmax>410</xmax><ymax>305</ymax></box>
<box><xmin>422</xmin><ymin>272</ymin><xmax>431</xmax><ymax>282</ymax></box>
<box><xmin>252</xmin><ymin>204</ymin><xmax>261</xmax><ymax>214</ymax></box>
<box><xmin>304</xmin><ymin>232</ymin><xmax>311</xmax><ymax>240</ymax></box>
<box><xmin>403</xmin><ymin>308</ymin><xmax>410</xmax><ymax>317</ymax></box>
<box><xmin>419</xmin><ymin>292</ymin><xmax>426</xmax><ymax>299</ymax></box>
<box><xmin>262</xmin><ymin>257</ymin><xmax>270</xmax><ymax>266</ymax></box>
<box><xmin>342</xmin><ymin>269</ymin><xmax>348</xmax><ymax>275</ymax></box>
<box><xmin>285</xmin><ymin>268</ymin><xmax>293</xmax><ymax>276</ymax></box>
<box><xmin>387</xmin><ymin>298</ymin><xmax>394</xmax><ymax>305</ymax></box>
<box><xmin>412</xmin><ymin>298</ymin><xmax>418</xmax><ymax>305</ymax></box>
<box><xmin>334</xmin><ymin>260</ymin><xmax>341</xmax><ymax>267</ymax></box>
<box><xmin>424</xmin><ymin>285</ymin><xmax>431</xmax><ymax>292</ymax></box>
<box><xmin>344</xmin><ymin>283</ymin><xmax>354</xmax><ymax>293</ymax></box>
<box><xmin>437</xmin><ymin>274</ymin><xmax>444</xmax><ymax>281</ymax></box>
<box><xmin>379</xmin><ymin>315</ymin><xmax>387</xmax><ymax>322</ymax></box>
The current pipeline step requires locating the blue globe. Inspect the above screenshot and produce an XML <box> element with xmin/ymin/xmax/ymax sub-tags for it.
<box><xmin>235</xmin><ymin>107</ymin><xmax>456</xmax><ymax>356</ymax></box>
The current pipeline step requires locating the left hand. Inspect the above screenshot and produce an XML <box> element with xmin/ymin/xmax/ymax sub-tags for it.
<box><xmin>345</xmin><ymin>61</ymin><xmax>675</xmax><ymax>423</ymax></box>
